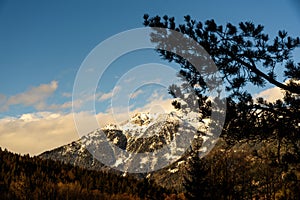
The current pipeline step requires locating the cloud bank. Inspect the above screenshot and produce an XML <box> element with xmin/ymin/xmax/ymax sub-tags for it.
<box><xmin>0</xmin><ymin>84</ymin><xmax>175</xmax><ymax>155</ymax></box>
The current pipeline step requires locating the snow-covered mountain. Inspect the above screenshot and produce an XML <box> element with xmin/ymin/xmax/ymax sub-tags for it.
<box><xmin>40</xmin><ymin>111</ymin><xmax>212</xmax><ymax>191</ymax></box>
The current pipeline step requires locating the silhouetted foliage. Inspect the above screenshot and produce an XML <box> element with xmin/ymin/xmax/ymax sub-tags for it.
<box><xmin>143</xmin><ymin>15</ymin><xmax>300</xmax><ymax>199</ymax></box>
<box><xmin>143</xmin><ymin>14</ymin><xmax>300</xmax><ymax>96</ymax></box>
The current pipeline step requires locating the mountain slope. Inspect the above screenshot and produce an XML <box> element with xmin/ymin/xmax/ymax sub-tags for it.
<box><xmin>40</xmin><ymin>111</ymin><xmax>209</xmax><ymax>191</ymax></box>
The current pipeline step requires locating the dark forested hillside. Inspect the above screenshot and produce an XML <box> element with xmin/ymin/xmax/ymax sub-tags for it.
<box><xmin>0</xmin><ymin>148</ymin><xmax>185</xmax><ymax>200</ymax></box>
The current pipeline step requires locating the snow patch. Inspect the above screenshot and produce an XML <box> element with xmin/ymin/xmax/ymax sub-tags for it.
<box><xmin>168</xmin><ymin>168</ymin><xmax>179</xmax><ymax>173</ymax></box>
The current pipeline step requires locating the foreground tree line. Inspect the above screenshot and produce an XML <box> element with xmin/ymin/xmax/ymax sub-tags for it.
<box><xmin>0</xmin><ymin>148</ymin><xmax>186</xmax><ymax>200</ymax></box>
<box><xmin>183</xmin><ymin>138</ymin><xmax>300</xmax><ymax>199</ymax></box>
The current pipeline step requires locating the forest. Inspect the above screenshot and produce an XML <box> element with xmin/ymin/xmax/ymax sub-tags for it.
<box><xmin>0</xmin><ymin>147</ymin><xmax>187</xmax><ymax>199</ymax></box>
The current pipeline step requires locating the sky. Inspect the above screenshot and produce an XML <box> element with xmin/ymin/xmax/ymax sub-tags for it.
<box><xmin>0</xmin><ymin>0</ymin><xmax>300</xmax><ymax>155</ymax></box>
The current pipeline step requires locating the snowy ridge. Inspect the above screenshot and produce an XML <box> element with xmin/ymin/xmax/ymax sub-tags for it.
<box><xmin>40</xmin><ymin>110</ymin><xmax>214</xmax><ymax>191</ymax></box>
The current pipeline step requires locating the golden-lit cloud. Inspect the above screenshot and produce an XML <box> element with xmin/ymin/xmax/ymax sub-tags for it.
<box><xmin>0</xmin><ymin>112</ymin><xmax>79</xmax><ymax>155</ymax></box>
<box><xmin>96</xmin><ymin>97</ymin><xmax>175</xmax><ymax>126</ymax></box>
<box><xmin>254</xmin><ymin>79</ymin><xmax>300</xmax><ymax>102</ymax></box>
<box><xmin>129</xmin><ymin>89</ymin><xmax>144</xmax><ymax>99</ymax></box>
<box><xmin>0</xmin><ymin>81</ymin><xmax>77</xmax><ymax>112</ymax></box>
<box><xmin>98</xmin><ymin>86</ymin><xmax>121</xmax><ymax>102</ymax></box>
<box><xmin>254</xmin><ymin>87</ymin><xmax>284</xmax><ymax>102</ymax></box>
<box><xmin>0</xmin><ymin>80</ymin><xmax>177</xmax><ymax>156</ymax></box>
<box><xmin>0</xmin><ymin>95</ymin><xmax>176</xmax><ymax>156</ymax></box>
<box><xmin>1</xmin><ymin>81</ymin><xmax>59</xmax><ymax>111</ymax></box>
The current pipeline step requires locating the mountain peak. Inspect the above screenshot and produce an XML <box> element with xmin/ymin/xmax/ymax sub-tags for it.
<box><xmin>102</xmin><ymin>123</ymin><xmax>120</xmax><ymax>131</ymax></box>
<box><xmin>130</xmin><ymin>112</ymin><xmax>152</xmax><ymax>126</ymax></box>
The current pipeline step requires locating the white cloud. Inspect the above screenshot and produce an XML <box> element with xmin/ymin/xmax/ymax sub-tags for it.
<box><xmin>148</xmin><ymin>89</ymin><xmax>166</xmax><ymax>100</ymax></box>
<box><xmin>129</xmin><ymin>89</ymin><xmax>144</xmax><ymax>99</ymax></box>
<box><xmin>254</xmin><ymin>79</ymin><xmax>300</xmax><ymax>102</ymax></box>
<box><xmin>98</xmin><ymin>86</ymin><xmax>121</xmax><ymax>102</ymax></box>
<box><xmin>98</xmin><ymin>92</ymin><xmax>113</xmax><ymax>102</ymax></box>
<box><xmin>0</xmin><ymin>81</ymin><xmax>77</xmax><ymax>112</ymax></box>
<box><xmin>137</xmin><ymin>96</ymin><xmax>175</xmax><ymax>114</ymax></box>
<box><xmin>46</xmin><ymin>101</ymin><xmax>73</xmax><ymax>110</ymax></box>
<box><xmin>96</xmin><ymin>97</ymin><xmax>175</xmax><ymax>125</ymax></box>
<box><xmin>0</xmin><ymin>84</ymin><xmax>177</xmax><ymax>156</ymax></box>
<box><xmin>1</xmin><ymin>81</ymin><xmax>58</xmax><ymax>111</ymax></box>
<box><xmin>0</xmin><ymin>112</ymin><xmax>79</xmax><ymax>155</ymax></box>
<box><xmin>0</xmin><ymin>95</ymin><xmax>176</xmax><ymax>156</ymax></box>
<box><xmin>255</xmin><ymin>87</ymin><xmax>284</xmax><ymax>102</ymax></box>
<box><xmin>0</xmin><ymin>110</ymin><xmax>129</xmax><ymax>155</ymax></box>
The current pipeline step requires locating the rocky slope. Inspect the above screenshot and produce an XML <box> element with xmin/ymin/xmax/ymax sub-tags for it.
<box><xmin>40</xmin><ymin>111</ymin><xmax>211</xmax><ymax>191</ymax></box>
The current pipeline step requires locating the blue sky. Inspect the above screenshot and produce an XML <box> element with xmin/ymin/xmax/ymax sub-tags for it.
<box><xmin>0</xmin><ymin>0</ymin><xmax>300</xmax><ymax>155</ymax></box>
